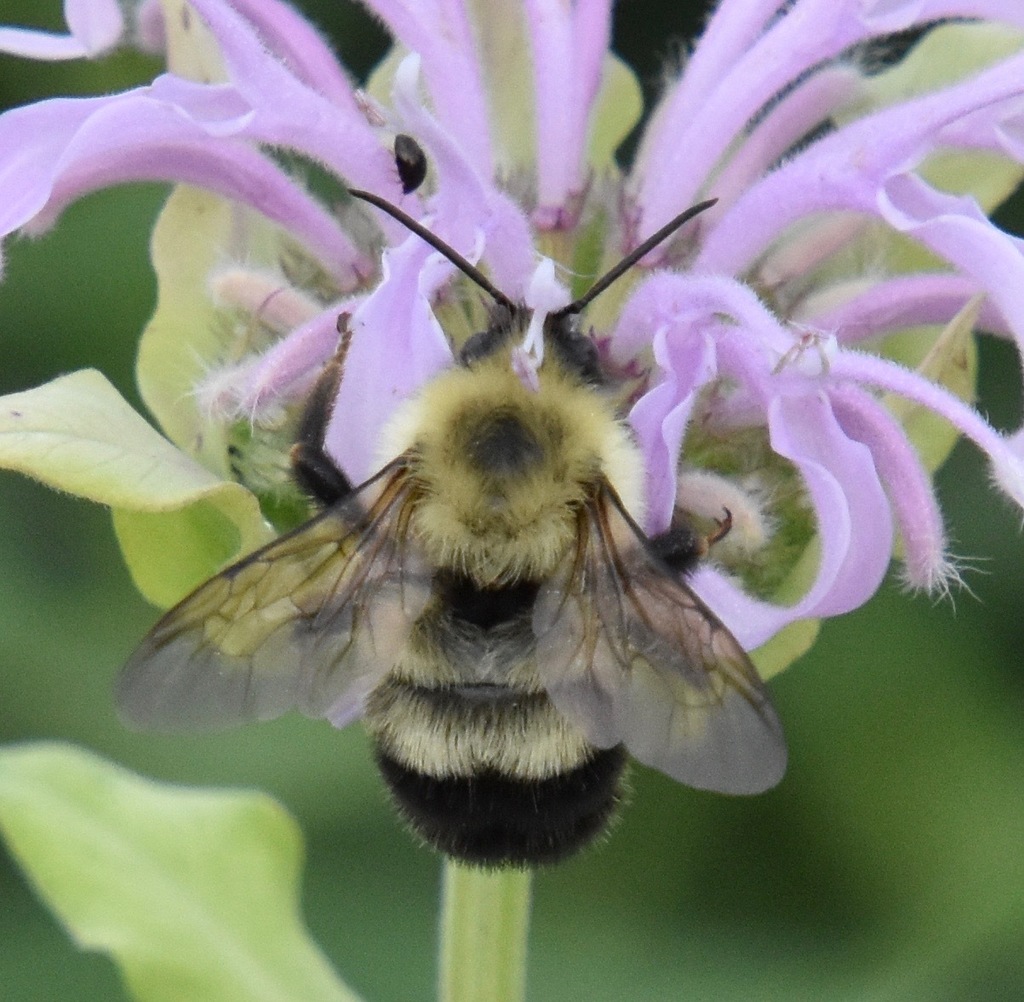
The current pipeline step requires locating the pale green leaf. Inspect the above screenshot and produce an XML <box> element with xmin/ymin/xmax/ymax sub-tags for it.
<box><xmin>137</xmin><ymin>185</ymin><xmax>235</xmax><ymax>474</ymax></box>
<box><xmin>586</xmin><ymin>55</ymin><xmax>642</xmax><ymax>171</ymax></box>
<box><xmin>466</xmin><ymin>0</ymin><xmax>535</xmax><ymax>175</ymax></box>
<box><xmin>0</xmin><ymin>369</ymin><xmax>271</xmax><ymax>606</ymax></box>
<box><xmin>137</xmin><ymin>185</ymin><xmax>284</xmax><ymax>476</ymax></box>
<box><xmin>0</xmin><ymin>743</ymin><xmax>361</xmax><ymax>1002</ymax></box>
<box><xmin>752</xmin><ymin>618</ymin><xmax>820</xmax><ymax>683</ymax></box>
<box><xmin>859</xmin><ymin>22</ymin><xmax>1024</xmax><ymax>112</ymax></box>
<box><xmin>113</xmin><ymin>504</ymin><xmax>247</xmax><ymax>609</ymax></box>
<box><xmin>0</xmin><ymin>369</ymin><xmax>213</xmax><ymax>505</ymax></box>
<box><xmin>751</xmin><ymin>535</ymin><xmax>823</xmax><ymax>680</ymax></box>
<box><xmin>159</xmin><ymin>0</ymin><xmax>227</xmax><ymax>82</ymax></box>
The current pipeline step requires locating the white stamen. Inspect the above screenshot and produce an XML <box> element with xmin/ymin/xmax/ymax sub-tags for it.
<box><xmin>515</xmin><ymin>257</ymin><xmax>570</xmax><ymax>390</ymax></box>
<box><xmin>510</xmin><ymin>344</ymin><xmax>541</xmax><ymax>393</ymax></box>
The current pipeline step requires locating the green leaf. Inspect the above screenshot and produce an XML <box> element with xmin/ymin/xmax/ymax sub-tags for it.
<box><xmin>465</xmin><ymin>0</ymin><xmax>536</xmax><ymax>176</ymax></box>
<box><xmin>752</xmin><ymin>618</ymin><xmax>820</xmax><ymax>683</ymax></box>
<box><xmin>586</xmin><ymin>55</ymin><xmax>642</xmax><ymax>171</ymax></box>
<box><xmin>138</xmin><ymin>185</ymin><xmax>244</xmax><ymax>475</ymax></box>
<box><xmin>0</xmin><ymin>743</ymin><xmax>361</xmax><ymax>1002</ymax></box>
<box><xmin>0</xmin><ymin>369</ymin><xmax>271</xmax><ymax>606</ymax></box>
<box><xmin>112</xmin><ymin>504</ymin><xmax>247</xmax><ymax>609</ymax></box>
<box><xmin>159</xmin><ymin>0</ymin><xmax>227</xmax><ymax>82</ymax></box>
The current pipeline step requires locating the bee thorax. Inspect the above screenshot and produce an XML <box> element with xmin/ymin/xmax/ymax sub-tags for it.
<box><xmin>467</xmin><ymin>412</ymin><xmax>545</xmax><ymax>477</ymax></box>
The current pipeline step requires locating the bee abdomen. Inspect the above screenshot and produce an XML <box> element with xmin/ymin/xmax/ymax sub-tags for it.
<box><xmin>375</xmin><ymin>744</ymin><xmax>627</xmax><ymax>867</ymax></box>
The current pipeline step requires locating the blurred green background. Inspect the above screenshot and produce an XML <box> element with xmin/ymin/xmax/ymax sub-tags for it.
<box><xmin>2</xmin><ymin>3</ymin><xmax>1023</xmax><ymax>1000</ymax></box>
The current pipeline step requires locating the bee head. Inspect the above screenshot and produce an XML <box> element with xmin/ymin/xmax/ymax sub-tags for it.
<box><xmin>347</xmin><ymin>184</ymin><xmax>714</xmax><ymax>388</ymax></box>
<box><xmin>459</xmin><ymin>303</ymin><xmax>602</xmax><ymax>386</ymax></box>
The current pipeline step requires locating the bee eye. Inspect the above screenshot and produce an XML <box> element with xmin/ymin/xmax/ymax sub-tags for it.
<box><xmin>458</xmin><ymin>329</ymin><xmax>498</xmax><ymax>366</ymax></box>
<box><xmin>548</xmin><ymin>323</ymin><xmax>602</xmax><ymax>384</ymax></box>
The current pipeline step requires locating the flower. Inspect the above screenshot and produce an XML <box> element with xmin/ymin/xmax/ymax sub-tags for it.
<box><xmin>1</xmin><ymin>0</ymin><xmax>1024</xmax><ymax>678</ymax></box>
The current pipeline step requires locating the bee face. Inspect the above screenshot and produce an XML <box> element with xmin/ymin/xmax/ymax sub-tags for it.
<box><xmin>117</xmin><ymin>199</ymin><xmax>786</xmax><ymax>868</ymax></box>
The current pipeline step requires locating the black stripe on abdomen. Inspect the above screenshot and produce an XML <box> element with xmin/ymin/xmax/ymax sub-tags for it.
<box><xmin>374</xmin><ymin>744</ymin><xmax>628</xmax><ymax>867</ymax></box>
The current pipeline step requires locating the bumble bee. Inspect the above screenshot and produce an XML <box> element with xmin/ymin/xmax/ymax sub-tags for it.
<box><xmin>118</xmin><ymin>191</ymin><xmax>786</xmax><ymax>867</ymax></box>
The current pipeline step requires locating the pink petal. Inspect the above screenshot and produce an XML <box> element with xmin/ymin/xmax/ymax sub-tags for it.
<box><xmin>0</xmin><ymin>90</ymin><xmax>367</xmax><ymax>287</ymax></box>
<box><xmin>877</xmin><ymin>173</ymin><xmax>1024</xmax><ymax>353</ymax></box>
<box><xmin>830</xmin><ymin>349</ymin><xmax>1024</xmax><ymax>507</ymax></box>
<box><xmin>634</xmin><ymin>1</ymin><xmax>867</xmax><ymax>236</ymax></box>
<box><xmin>220</xmin><ymin>0</ymin><xmax>359</xmax><ymax>109</ymax></box>
<box><xmin>389</xmin><ymin>55</ymin><xmax>535</xmax><ymax>295</ymax></box>
<box><xmin>610</xmin><ymin>272</ymin><xmax>788</xmax><ymax>366</ymax></box>
<box><xmin>696</xmin><ymin>48</ymin><xmax>1024</xmax><ymax>275</ymax></box>
<box><xmin>803</xmin><ymin>273</ymin><xmax>1008</xmax><ymax>344</ymax></box>
<box><xmin>524</xmin><ymin>0</ymin><xmax>612</xmax><ymax>217</ymax></box>
<box><xmin>647</xmin><ymin>0</ymin><xmax>784</xmax><ymax>115</ymax></box>
<box><xmin>828</xmin><ymin>383</ymin><xmax>950</xmax><ymax>591</ymax></box>
<box><xmin>185</xmin><ymin>0</ymin><xmax>394</xmax><ymax>195</ymax></box>
<box><xmin>364</xmin><ymin>0</ymin><xmax>494</xmax><ymax>177</ymax></box>
<box><xmin>631</xmin><ymin>0</ymin><xmax>787</xmax><ymax>188</ymax></box>
<box><xmin>0</xmin><ymin>0</ymin><xmax>123</xmax><ymax>60</ymax></box>
<box><xmin>686</xmin><ymin>392</ymin><xmax>895</xmax><ymax>649</ymax></box>
<box><xmin>686</xmin><ymin>565</ymin><xmax>795</xmax><ymax>651</ymax></box>
<box><xmin>709</xmin><ymin>66</ymin><xmax>862</xmax><ymax>213</ymax></box>
<box><xmin>766</xmin><ymin>392</ymin><xmax>894</xmax><ymax>618</ymax></box>
<box><xmin>199</xmin><ymin>304</ymin><xmax>356</xmax><ymax>421</ymax></box>
<box><xmin>628</xmin><ymin>327</ymin><xmax>717</xmax><ymax>533</ymax></box>
<box><xmin>135</xmin><ymin>1</ymin><xmax>164</xmax><ymax>54</ymax></box>
<box><xmin>325</xmin><ymin>238</ymin><xmax>455</xmax><ymax>482</ymax></box>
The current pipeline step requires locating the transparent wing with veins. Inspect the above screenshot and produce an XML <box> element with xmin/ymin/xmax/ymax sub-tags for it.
<box><xmin>117</xmin><ymin>458</ymin><xmax>430</xmax><ymax>731</ymax></box>
<box><xmin>533</xmin><ymin>482</ymin><xmax>787</xmax><ymax>794</ymax></box>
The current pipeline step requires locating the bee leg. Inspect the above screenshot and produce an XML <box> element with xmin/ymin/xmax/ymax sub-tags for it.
<box><xmin>289</xmin><ymin>317</ymin><xmax>354</xmax><ymax>507</ymax></box>
<box><xmin>705</xmin><ymin>507</ymin><xmax>733</xmax><ymax>548</ymax></box>
<box><xmin>290</xmin><ymin>440</ymin><xmax>352</xmax><ymax>507</ymax></box>
<box><xmin>648</xmin><ymin>507</ymin><xmax>733</xmax><ymax>576</ymax></box>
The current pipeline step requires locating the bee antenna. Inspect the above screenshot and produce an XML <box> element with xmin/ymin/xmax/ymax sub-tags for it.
<box><xmin>348</xmin><ymin>188</ymin><xmax>517</xmax><ymax>313</ymax></box>
<box><xmin>554</xmin><ymin>198</ymin><xmax>718</xmax><ymax>318</ymax></box>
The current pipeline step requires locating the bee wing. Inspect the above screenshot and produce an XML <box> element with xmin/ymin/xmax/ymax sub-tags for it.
<box><xmin>117</xmin><ymin>458</ymin><xmax>430</xmax><ymax>731</ymax></box>
<box><xmin>533</xmin><ymin>483</ymin><xmax>786</xmax><ymax>794</ymax></box>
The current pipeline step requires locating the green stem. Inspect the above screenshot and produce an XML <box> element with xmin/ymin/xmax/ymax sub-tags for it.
<box><xmin>437</xmin><ymin>861</ymin><xmax>533</xmax><ymax>1002</ymax></box>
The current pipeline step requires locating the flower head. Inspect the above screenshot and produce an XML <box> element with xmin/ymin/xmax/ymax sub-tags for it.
<box><xmin>2</xmin><ymin>0</ymin><xmax>1024</xmax><ymax>677</ymax></box>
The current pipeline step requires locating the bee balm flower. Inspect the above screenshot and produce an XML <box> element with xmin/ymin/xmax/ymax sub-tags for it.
<box><xmin>1</xmin><ymin>0</ymin><xmax>1023</xmax><ymax>690</ymax></box>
